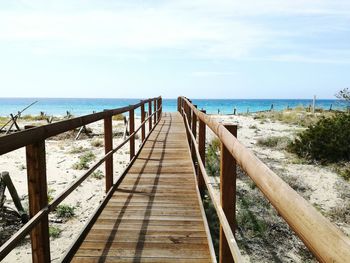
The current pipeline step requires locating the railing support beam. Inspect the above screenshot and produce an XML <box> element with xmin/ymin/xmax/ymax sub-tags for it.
<box><xmin>219</xmin><ymin>124</ymin><xmax>237</xmax><ymax>263</ymax></box>
<box><xmin>148</xmin><ymin>101</ymin><xmax>152</xmax><ymax>132</ymax></box>
<box><xmin>129</xmin><ymin>108</ymin><xmax>135</xmax><ymax>160</ymax></box>
<box><xmin>141</xmin><ymin>103</ymin><xmax>145</xmax><ymax>142</ymax></box>
<box><xmin>25</xmin><ymin>135</ymin><xmax>50</xmax><ymax>263</ymax></box>
<box><xmin>198</xmin><ymin>110</ymin><xmax>206</xmax><ymax>195</ymax></box>
<box><xmin>153</xmin><ymin>98</ymin><xmax>157</xmax><ymax>125</ymax></box>
<box><xmin>191</xmin><ymin>105</ymin><xmax>197</xmax><ymax>162</ymax></box>
<box><xmin>104</xmin><ymin>115</ymin><xmax>113</xmax><ymax>192</ymax></box>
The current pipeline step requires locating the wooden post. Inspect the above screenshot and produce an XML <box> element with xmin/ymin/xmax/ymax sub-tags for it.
<box><xmin>219</xmin><ymin>124</ymin><xmax>237</xmax><ymax>263</ymax></box>
<box><xmin>159</xmin><ymin>97</ymin><xmax>162</xmax><ymax>119</ymax></box>
<box><xmin>129</xmin><ymin>108</ymin><xmax>135</xmax><ymax>160</ymax></box>
<box><xmin>191</xmin><ymin>105</ymin><xmax>197</xmax><ymax>161</ymax></box>
<box><xmin>198</xmin><ymin>110</ymin><xmax>206</xmax><ymax>196</ymax></box>
<box><xmin>25</xmin><ymin>130</ymin><xmax>50</xmax><ymax>263</ymax></box>
<box><xmin>104</xmin><ymin>114</ymin><xmax>113</xmax><ymax>193</ymax></box>
<box><xmin>141</xmin><ymin>102</ymin><xmax>145</xmax><ymax>142</ymax></box>
<box><xmin>153</xmin><ymin>98</ymin><xmax>157</xmax><ymax>125</ymax></box>
<box><xmin>148</xmin><ymin>101</ymin><xmax>152</xmax><ymax>132</ymax></box>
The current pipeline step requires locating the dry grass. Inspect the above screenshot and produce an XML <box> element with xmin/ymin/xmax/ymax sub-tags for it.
<box><xmin>254</xmin><ymin>108</ymin><xmax>336</xmax><ymax>127</ymax></box>
<box><xmin>256</xmin><ymin>136</ymin><xmax>292</xmax><ymax>150</ymax></box>
<box><xmin>91</xmin><ymin>139</ymin><xmax>103</xmax><ymax>147</ymax></box>
<box><xmin>112</xmin><ymin>114</ymin><xmax>124</xmax><ymax>121</ymax></box>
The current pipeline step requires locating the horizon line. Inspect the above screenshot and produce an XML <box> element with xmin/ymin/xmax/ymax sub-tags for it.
<box><xmin>0</xmin><ymin>96</ymin><xmax>341</xmax><ymax>100</ymax></box>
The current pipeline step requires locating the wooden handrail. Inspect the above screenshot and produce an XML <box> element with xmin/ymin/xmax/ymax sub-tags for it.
<box><xmin>182</xmin><ymin>109</ymin><xmax>242</xmax><ymax>262</ymax></box>
<box><xmin>179</xmin><ymin>96</ymin><xmax>350</xmax><ymax>263</ymax></box>
<box><xmin>0</xmin><ymin>97</ymin><xmax>162</xmax><ymax>262</ymax></box>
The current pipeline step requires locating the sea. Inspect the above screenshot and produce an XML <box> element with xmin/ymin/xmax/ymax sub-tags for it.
<box><xmin>0</xmin><ymin>98</ymin><xmax>347</xmax><ymax>117</ymax></box>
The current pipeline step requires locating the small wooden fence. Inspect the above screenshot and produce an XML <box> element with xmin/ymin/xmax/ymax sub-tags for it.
<box><xmin>0</xmin><ymin>97</ymin><xmax>162</xmax><ymax>263</ymax></box>
<box><xmin>178</xmin><ymin>96</ymin><xmax>350</xmax><ymax>263</ymax></box>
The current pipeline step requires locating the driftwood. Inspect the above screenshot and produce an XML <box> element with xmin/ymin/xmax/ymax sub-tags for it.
<box><xmin>123</xmin><ymin>116</ymin><xmax>129</xmax><ymax>140</ymax></box>
<box><xmin>0</xmin><ymin>171</ymin><xmax>28</xmax><ymax>223</ymax></box>
<box><xmin>0</xmin><ymin>101</ymin><xmax>38</xmax><ymax>134</ymax></box>
<box><xmin>46</xmin><ymin>116</ymin><xmax>54</xmax><ymax>124</ymax></box>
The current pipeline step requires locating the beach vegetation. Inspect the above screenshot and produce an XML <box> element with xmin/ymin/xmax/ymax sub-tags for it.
<box><xmin>21</xmin><ymin>114</ymin><xmax>47</xmax><ymax>121</ymax></box>
<box><xmin>91</xmin><ymin>170</ymin><xmax>104</xmax><ymax>180</ymax></box>
<box><xmin>255</xmin><ymin>108</ymin><xmax>335</xmax><ymax>127</ymax></box>
<box><xmin>288</xmin><ymin>113</ymin><xmax>350</xmax><ymax>163</ymax></box>
<box><xmin>47</xmin><ymin>188</ymin><xmax>55</xmax><ymax>203</ymax></box>
<box><xmin>72</xmin><ymin>151</ymin><xmax>96</xmax><ymax>170</ymax></box>
<box><xmin>91</xmin><ymin>139</ymin><xmax>103</xmax><ymax>147</ymax></box>
<box><xmin>49</xmin><ymin>226</ymin><xmax>62</xmax><ymax>238</ymax></box>
<box><xmin>206</xmin><ymin>137</ymin><xmax>220</xmax><ymax>177</ymax></box>
<box><xmin>202</xmin><ymin>192</ymin><xmax>220</xmax><ymax>257</ymax></box>
<box><xmin>335</xmin><ymin>88</ymin><xmax>350</xmax><ymax>102</ymax></box>
<box><xmin>112</xmin><ymin>114</ymin><xmax>124</xmax><ymax>121</ymax></box>
<box><xmin>52</xmin><ymin>131</ymin><xmax>76</xmax><ymax>140</ymax></box>
<box><xmin>257</xmin><ymin>136</ymin><xmax>292</xmax><ymax>150</ymax></box>
<box><xmin>69</xmin><ymin>146</ymin><xmax>88</xmax><ymax>154</ymax></box>
<box><xmin>0</xmin><ymin>116</ymin><xmax>9</xmax><ymax>127</ymax></box>
<box><xmin>55</xmin><ymin>204</ymin><xmax>76</xmax><ymax>219</ymax></box>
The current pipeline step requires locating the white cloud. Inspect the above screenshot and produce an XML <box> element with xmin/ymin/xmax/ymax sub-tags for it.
<box><xmin>0</xmin><ymin>0</ymin><xmax>349</xmax><ymax>62</ymax></box>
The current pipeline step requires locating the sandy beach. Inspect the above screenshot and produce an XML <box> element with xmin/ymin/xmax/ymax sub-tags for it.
<box><xmin>1</xmin><ymin>112</ymin><xmax>349</xmax><ymax>262</ymax></box>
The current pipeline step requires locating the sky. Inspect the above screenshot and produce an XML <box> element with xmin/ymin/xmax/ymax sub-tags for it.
<box><xmin>0</xmin><ymin>0</ymin><xmax>349</xmax><ymax>99</ymax></box>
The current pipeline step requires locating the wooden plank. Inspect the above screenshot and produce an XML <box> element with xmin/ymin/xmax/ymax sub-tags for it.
<box><xmin>25</xmin><ymin>138</ymin><xmax>50</xmax><ymax>263</ymax></box>
<box><xmin>198</xmin><ymin>109</ymin><xmax>206</xmax><ymax>195</ymax></box>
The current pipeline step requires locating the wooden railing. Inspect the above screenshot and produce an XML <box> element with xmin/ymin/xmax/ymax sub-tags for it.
<box><xmin>178</xmin><ymin>96</ymin><xmax>350</xmax><ymax>263</ymax></box>
<box><xmin>0</xmin><ymin>97</ymin><xmax>162</xmax><ymax>263</ymax></box>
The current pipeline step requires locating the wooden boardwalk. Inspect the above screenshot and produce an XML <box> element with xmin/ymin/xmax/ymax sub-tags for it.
<box><xmin>71</xmin><ymin>112</ymin><xmax>213</xmax><ymax>263</ymax></box>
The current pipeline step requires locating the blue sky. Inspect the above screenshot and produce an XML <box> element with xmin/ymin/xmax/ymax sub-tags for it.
<box><xmin>0</xmin><ymin>0</ymin><xmax>349</xmax><ymax>99</ymax></box>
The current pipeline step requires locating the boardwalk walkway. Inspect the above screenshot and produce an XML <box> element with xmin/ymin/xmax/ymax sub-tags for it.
<box><xmin>71</xmin><ymin>112</ymin><xmax>213</xmax><ymax>263</ymax></box>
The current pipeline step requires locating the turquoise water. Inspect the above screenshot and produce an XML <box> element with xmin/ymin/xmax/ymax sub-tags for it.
<box><xmin>0</xmin><ymin>98</ymin><xmax>347</xmax><ymax>117</ymax></box>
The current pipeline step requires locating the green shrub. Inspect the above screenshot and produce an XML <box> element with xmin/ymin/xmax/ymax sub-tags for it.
<box><xmin>49</xmin><ymin>226</ymin><xmax>61</xmax><ymax>238</ymax></box>
<box><xmin>206</xmin><ymin>138</ymin><xmax>220</xmax><ymax>177</ymax></box>
<box><xmin>288</xmin><ymin>113</ymin><xmax>350</xmax><ymax>163</ymax></box>
<box><xmin>91</xmin><ymin>170</ymin><xmax>104</xmax><ymax>180</ymax></box>
<box><xmin>72</xmin><ymin>151</ymin><xmax>96</xmax><ymax>170</ymax></box>
<box><xmin>55</xmin><ymin>204</ymin><xmax>75</xmax><ymax>219</ymax></box>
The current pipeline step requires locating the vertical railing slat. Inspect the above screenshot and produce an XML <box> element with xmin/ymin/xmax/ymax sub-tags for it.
<box><xmin>25</xmin><ymin>135</ymin><xmax>50</xmax><ymax>263</ymax></box>
<box><xmin>141</xmin><ymin>102</ymin><xmax>145</xmax><ymax>142</ymax></box>
<box><xmin>191</xmin><ymin>105</ymin><xmax>198</xmax><ymax>162</ymax></box>
<box><xmin>129</xmin><ymin>108</ymin><xmax>135</xmax><ymax>160</ymax></box>
<box><xmin>219</xmin><ymin>124</ymin><xmax>237</xmax><ymax>263</ymax></box>
<box><xmin>148</xmin><ymin>101</ymin><xmax>152</xmax><ymax>132</ymax></box>
<box><xmin>153</xmin><ymin>98</ymin><xmax>157</xmax><ymax>125</ymax></box>
<box><xmin>104</xmin><ymin>115</ymin><xmax>113</xmax><ymax>192</ymax></box>
<box><xmin>198</xmin><ymin>109</ymin><xmax>206</xmax><ymax>195</ymax></box>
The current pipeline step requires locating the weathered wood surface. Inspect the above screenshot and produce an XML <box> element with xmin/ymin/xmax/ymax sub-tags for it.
<box><xmin>71</xmin><ymin>112</ymin><xmax>212</xmax><ymax>263</ymax></box>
